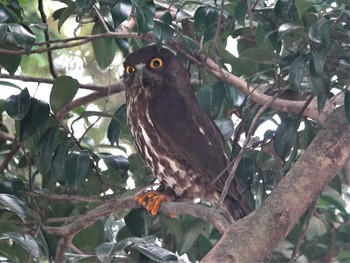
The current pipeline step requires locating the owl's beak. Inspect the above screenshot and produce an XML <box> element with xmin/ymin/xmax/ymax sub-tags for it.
<box><xmin>135</xmin><ymin>63</ymin><xmax>147</xmax><ymax>88</ymax></box>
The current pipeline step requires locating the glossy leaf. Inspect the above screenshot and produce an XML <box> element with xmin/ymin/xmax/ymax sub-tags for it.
<box><xmin>133</xmin><ymin>242</ymin><xmax>178</xmax><ymax>262</ymax></box>
<box><xmin>194</xmin><ymin>5</ymin><xmax>218</xmax><ymax>42</ymax></box>
<box><xmin>111</xmin><ymin>0</ymin><xmax>132</xmax><ymax>27</ymax></box>
<box><xmin>5</xmin><ymin>87</ymin><xmax>31</xmax><ymax>120</ymax></box>
<box><xmin>0</xmin><ymin>194</ymin><xmax>26</xmax><ymax>221</ymax></box>
<box><xmin>235</xmin><ymin>0</ymin><xmax>247</xmax><ymax>26</ymax></box>
<box><xmin>295</xmin><ymin>0</ymin><xmax>313</xmax><ymax>18</ymax></box>
<box><xmin>345</xmin><ymin>90</ymin><xmax>350</xmax><ymax>125</ymax></box>
<box><xmin>99</xmin><ymin>154</ymin><xmax>129</xmax><ymax>174</ymax></box>
<box><xmin>0</xmin><ymin>42</ymin><xmax>21</xmax><ymax>75</ymax></box>
<box><xmin>239</xmin><ymin>48</ymin><xmax>281</xmax><ymax>64</ymax></box>
<box><xmin>76</xmin><ymin>0</ymin><xmax>96</xmax><ymax>16</ymax></box>
<box><xmin>19</xmin><ymin>98</ymin><xmax>50</xmax><ymax>140</ymax></box>
<box><xmin>133</xmin><ymin>0</ymin><xmax>155</xmax><ymax>33</ymax></box>
<box><xmin>153</xmin><ymin>12</ymin><xmax>174</xmax><ymax>44</ymax></box>
<box><xmin>0</xmin><ymin>23</ymin><xmax>7</xmax><ymax>40</ymax></box>
<box><xmin>50</xmin><ymin>75</ymin><xmax>80</xmax><ymax>112</ymax></box>
<box><xmin>91</xmin><ymin>23</ymin><xmax>116</xmax><ymax>70</ymax></box>
<box><xmin>0</xmin><ymin>177</ymin><xmax>25</xmax><ymax>198</ymax></box>
<box><xmin>309</xmin><ymin>17</ymin><xmax>330</xmax><ymax>46</ymax></box>
<box><xmin>57</xmin><ymin>3</ymin><xmax>76</xmax><ymax>33</ymax></box>
<box><xmin>34</xmin><ymin>127</ymin><xmax>61</xmax><ymax>175</ymax></box>
<box><xmin>274</xmin><ymin>118</ymin><xmax>299</xmax><ymax>160</ymax></box>
<box><xmin>313</xmin><ymin>46</ymin><xmax>328</xmax><ymax>74</ymax></box>
<box><xmin>289</xmin><ymin>56</ymin><xmax>305</xmax><ymax>92</ymax></box>
<box><xmin>214</xmin><ymin>118</ymin><xmax>234</xmax><ymax>141</ymax></box>
<box><xmin>125</xmin><ymin>209</ymin><xmax>146</xmax><ymax>237</ymax></box>
<box><xmin>6</xmin><ymin>24</ymin><xmax>35</xmax><ymax>51</ymax></box>
<box><xmin>274</xmin><ymin>0</ymin><xmax>299</xmax><ymax>22</ymax></box>
<box><xmin>51</xmin><ymin>139</ymin><xmax>74</xmax><ymax>184</ymax></box>
<box><xmin>107</xmin><ymin>103</ymin><xmax>127</xmax><ymax>145</ymax></box>
<box><xmin>64</xmin><ymin>151</ymin><xmax>91</xmax><ymax>190</ymax></box>
<box><xmin>0</xmin><ymin>232</ymin><xmax>39</xmax><ymax>260</ymax></box>
<box><xmin>180</xmin><ymin>219</ymin><xmax>207</xmax><ymax>255</ymax></box>
<box><xmin>309</xmin><ymin>58</ymin><xmax>330</xmax><ymax>96</ymax></box>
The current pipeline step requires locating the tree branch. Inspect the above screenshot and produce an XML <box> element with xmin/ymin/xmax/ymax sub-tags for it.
<box><xmin>202</xmin><ymin>107</ymin><xmax>350</xmax><ymax>262</ymax></box>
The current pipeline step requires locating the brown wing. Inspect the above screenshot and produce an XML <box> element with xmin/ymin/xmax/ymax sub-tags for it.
<box><xmin>148</xmin><ymin>86</ymin><xmax>230</xmax><ymax>194</ymax></box>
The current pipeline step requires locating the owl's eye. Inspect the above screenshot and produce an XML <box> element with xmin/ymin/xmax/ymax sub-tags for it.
<box><xmin>125</xmin><ymin>65</ymin><xmax>136</xmax><ymax>75</ymax></box>
<box><xmin>149</xmin><ymin>57</ymin><xmax>163</xmax><ymax>69</ymax></box>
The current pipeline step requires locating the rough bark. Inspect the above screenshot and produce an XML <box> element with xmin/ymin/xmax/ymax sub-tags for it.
<box><xmin>202</xmin><ymin>107</ymin><xmax>350</xmax><ymax>262</ymax></box>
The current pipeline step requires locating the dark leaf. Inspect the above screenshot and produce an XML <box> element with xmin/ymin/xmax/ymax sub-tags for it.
<box><xmin>132</xmin><ymin>0</ymin><xmax>155</xmax><ymax>33</ymax></box>
<box><xmin>309</xmin><ymin>58</ymin><xmax>330</xmax><ymax>96</ymax></box>
<box><xmin>344</xmin><ymin>90</ymin><xmax>350</xmax><ymax>125</ymax></box>
<box><xmin>309</xmin><ymin>17</ymin><xmax>330</xmax><ymax>46</ymax></box>
<box><xmin>111</xmin><ymin>0</ymin><xmax>132</xmax><ymax>27</ymax></box>
<box><xmin>294</xmin><ymin>0</ymin><xmax>313</xmax><ymax>18</ymax></box>
<box><xmin>50</xmin><ymin>75</ymin><xmax>80</xmax><ymax>112</ymax></box>
<box><xmin>0</xmin><ymin>194</ymin><xmax>27</xmax><ymax>221</ymax></box>
<box><xmin>0</xmin><ymin>23</ymin><xmax>8</xmax><ymax>40</ymax></box>
<box><xmin>5</xmin><ymin>24</ymin><xmax>35</xmax><ymax>51</ymax></box>
<box><xmin>289</xmin><ymin>56</ymin><xmax>305</xmax><ymax>92</ymax></box>
<box><xmin>91</xmin><ymin>23</ymin><xmax>116</xmax><ymax>69</ymax></box>
<box><xmin>99</xmin><ymin>154</ymin><xmax>129</xmax><ymax>175</ymax></box>
<box><xmin>125</xmin><ymin>209</ymin><xmax>146</xmax><ymax>237</ymax></box>
<box><xmin>153</xmin><ymin>12</ymin><xmax>175</xmax><ymax>44</ymax></box>
<box><xmin>194</xmin><ymin>5</ymin><xmax>218</xmax><ymax>42</ymax></box>
<box><xmin>5</xmin><ymin>87</ymin><xmax>31</xmax><ymax>120</ymax></box>
<box><xmin>76</xmin><ymin>0</ymin><xmax>96</xmax><ymax>16</ymax></box>
<box><xmin>64</xmin><ymin>151</ymin><xmax>91</xmax><ymax>190</ymax></box>
<box><xmin>52</xmin><ymin>139</ymin><xmax>74</xmax><ymax>184</ymax></box>
<box><xmin>274</xmin><ymin>117</ymin><xmax>299</xmax><ymax>160</ymax></box>
<box><xmin>0</xmin><ymin>42</ymin><xmax>21</xmax><ymax>75</ymax></box>
<box><xmin>235</xmin><ymin>0</ymin><xmax>247</xmax><ymax>26</ymax></box>
<box><xmin>274</xmin><ymin>0</ymin><xmax>299</xmax><ymax>23</ymax></box>
<box><xmin>34</xmin><ymin>127</ymin><xmax>61</xmax><ymax>176</ymax></box>
<box><xmin>57</xmin><ymin>3</ymin><xmax>76</xmax><ymax>33</ymax></box>
<box><xmin>19</xmin><ymin>98</ymin><xmax>50</xmax><ymax>140</ymax></box>
<box><xmin>214</xmin><ymin>118</ymin><xmax>234</xmax><ymax>141</ymax></box>
<box><xmin>180</xmin><ymin>220</ymin><xmax>207</xmax><ymax>255</ymax></box>
<box><xmin>0</xmin><ymin>232</ymin><xmax>40</xmax><ymax>260</ymax></box>
<box><xmin>133</xmin><ymin>242</ymin><xmax>178</xmax><ymax>262</ymax></box>
<box><xmin>108</xmin><ymin>103</ymin><xmax>127</xmax><ymax>145</ymax></box>
<box><xmin>0</xmin><ymin>177</ymin><xmax>25</xmax><ymax>198</ymax></box>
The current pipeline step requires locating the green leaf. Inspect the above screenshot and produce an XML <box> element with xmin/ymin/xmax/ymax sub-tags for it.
<box><xmin>239</xmin><ymin>48</ymin><xmax>281</xmax><ymax>64</ymax></box>
<box><xmin>153</xmin><ymin>12</ymin><xmax>175</xmax><ymax>44</ymax></box>
<box><xmin>0</xmin><ymin>23</ymin><xmax>8</xmax><ymax>40</ymax></box>
<box><xmin>235</xmin><ymin>0</ymin><xmax>247</xmax><ymax>26</ymax></box>
<box><xmin>194</xmin><ymin>5</ymin><xmax>218</xmax><ymax>42</ymax></box>
<box><xmin>6</xmin><ymin>24</ymin><xmax>35</xmax><ymax>51</ymax></box>
<box><xmin>19</xmin><ymin>98</ymin><xmax>50</xmax><ymax>140</ymax></box>
<box><xmin>76</xmin><ymin>0</ymin><xmax>96</xmax><ymax>16</ymax></box>
<box><xmin>0</xmin><ymin>80</ymin><xmax>22</xmax><ymax>90</ymax></box>
<box><xmin>295</xmin><ymin>0</ymin><xmax>313</xmax><ymax>18</ymax></box>
<box><xmin>345</xmin><ymin>90</ymin><xmax>350</xmax><ymax>125</ymax></box>
<box><xmin>214</xmin><ymin>118</ymin><xmax>234</xmax><ymax>141</ymax></box>
<box><xmin>0</xmin><ymin>194</ymin><xmax>27</xmax><ymax>221</ymax></box>
<box><xmin>180</xmin><ymin>220</ymin><xmax>207</xmax><ymax>255</ymax></box>
<box><xmin>50</xmin><ymin>75</ymin><xmax>80</xmax><ymax>112</ymax></box>
<box><xmin>0</xmin><ymin>41</ymin><xmax>21</xmax><ymax>75</ymax></box>
<box><xmin>64</xmin><ymin>151</ymin><xmax>91</xmax><ymax>190</ymax></box>
<box><xmin>195</xmin><ymin>82</ymin><xmax>225</xmax><ymax>119</ymax></box>
<box><xmin>57</xmin><ymin>3</ymin><xmax>76</xmax><ymax>33</ymax></box>
<box><xmin>5</xmin><ymin>87</ymin><xmax>31</xmax><ymax>120</ymax></box>
<box><xmin>52</xmin><ymin>139</ymin><xmax>74</xmax><ymax>184</ymax></box>
<box><xmin>125</xmin><ymin>209</ymin><xmax>146</xmax><ymax>237</ymax></box>
<box><xmin>98</xmin><ymin>154</ymin><xmax>129</xmax><ymax>174</ymax></box>
<box><xmin>111</xmin><ymin>0</ymin><xmax>132</xmax><ymax>27</ymax></box>
<box><xmin>108</xmin><ymin>103</ymin><xmax>127</xmax><ymax>145</ymax></box>
<box><xmin>313</xmin><ymin>46</ymin><xmax>329</xmax><ymax>74</ymax></box>
<box><xmin>289</xmin><ymin>56</ymin><xmax>305</xmax><ymax>92</ymax></box>
<box><xmin>274</xmin><ymin>0</ymin><xmax>299</xmax><ymax>23</ymax></box>
<box><xmin>34</xmin><ymin>127</ymin><xmax>61</xmax><ymax>176</ymax></box>
<box><xmin>133</xmin><ymin>242</ymin><xmax>178</xmax><ymax>262</ymax></box>
<box><xmin>309</xmin><ymin>17</ymin><xmax>330</xmax><ymax>46</ymax></box>
<box><xmin>132</xmin><ymin>0</ymin><xmax>155</xmax><ymax>33</ymax></box>
<box><xmin>91</xmin><ymin>23</ymin><xmax>116</xmax><ymax>70</ymax></box>
<box><xmin>0</xmin><ymin>232</ymin><xmax>39</xmax><ymax>260</ymax></box>
<box><xmin>0</xmin><ymin>177</ymin><xmax>25</xmax><ymax>198</ymax></box>
<box><xmin>309</xmin><ymin>58</ymin><xmax>330</xmax><ymax>96</ymax></box>
<box><xmin>274</xmin><ymin>117</ymin><xmax>299</xmax><ymax>160</ymax></box>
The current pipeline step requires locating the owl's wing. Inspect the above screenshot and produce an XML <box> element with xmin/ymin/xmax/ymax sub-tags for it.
<box><xmin>148</xmin><ymin>86</ymin><xmax>229</xmax><ymax>189</ymax></box>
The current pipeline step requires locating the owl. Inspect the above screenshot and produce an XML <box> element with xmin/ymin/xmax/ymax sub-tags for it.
<box><xmin>123</xmin><ymin>45</ymin><xmax>251</xmax><ymax>221</ymax></box>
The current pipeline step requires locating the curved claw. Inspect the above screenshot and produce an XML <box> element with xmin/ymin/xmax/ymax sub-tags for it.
<box><xmin>134</xmin><ymin>191</ymin><xmax>176</xmax><ymax>217</ymax></box>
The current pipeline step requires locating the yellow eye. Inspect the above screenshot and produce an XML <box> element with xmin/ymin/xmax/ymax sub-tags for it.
<box><xmin>125</xmin><ymin>65</ymin><xmax>135</xmax><ymax>74</ymax></box>
<box><xmin>149</xmin><ymin>57</ymin><xmax>163</xmax><ymax>69</ymax></box>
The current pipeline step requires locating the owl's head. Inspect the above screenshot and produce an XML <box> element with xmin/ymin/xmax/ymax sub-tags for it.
<box><xmin>123</xmin><ymin>46</ymin><xmax>190</xmax><ymax>94</ymax></box>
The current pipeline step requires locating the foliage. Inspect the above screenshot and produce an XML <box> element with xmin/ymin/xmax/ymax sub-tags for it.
<box><xmin>0</xmin><ymin>0</ymin><xmax>349</xmax><ymax>262</ymax></box>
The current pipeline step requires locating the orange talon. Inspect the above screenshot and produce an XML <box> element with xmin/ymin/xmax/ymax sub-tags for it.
<box><xmin>134</xmin><ymin>191</ymin><xmax>176</xmax><ymax>217</ymax></box>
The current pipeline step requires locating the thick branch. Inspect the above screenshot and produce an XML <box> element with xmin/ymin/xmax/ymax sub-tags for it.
<box><xmin>202</xmin><ymin>107</ymin><xmax>350</xmax><ymax>262</ymax></box>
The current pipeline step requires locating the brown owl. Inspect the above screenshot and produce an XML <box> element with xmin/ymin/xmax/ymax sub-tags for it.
<box><xmin>123</xmin><ymin>45</ymin><xmax>251</xmax><ymax>221</ymax></box>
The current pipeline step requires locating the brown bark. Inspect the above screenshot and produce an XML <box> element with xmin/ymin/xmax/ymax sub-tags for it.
<box><xmin>202</xmin><ymin>107</ymin><xmax>350</xmax><ymax>262</ymax></box>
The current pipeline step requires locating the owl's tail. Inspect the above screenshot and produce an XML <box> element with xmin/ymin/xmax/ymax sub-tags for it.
<box><xmin>223</xmin><ymin>194</ymin><xmax>252</xmax><ymax>221</ymax></box>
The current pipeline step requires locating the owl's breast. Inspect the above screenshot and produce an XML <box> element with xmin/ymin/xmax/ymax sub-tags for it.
<box><xmin>126</xmin><ymin>95</ymin><xmax>210</xmax><ymax>199</ymax></box>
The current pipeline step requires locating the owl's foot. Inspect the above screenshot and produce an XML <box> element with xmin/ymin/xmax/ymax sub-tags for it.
<box><xmin>134</xmin><ymin>191</ymin><xmax>176</xmax><ymax>217</ymax></box>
